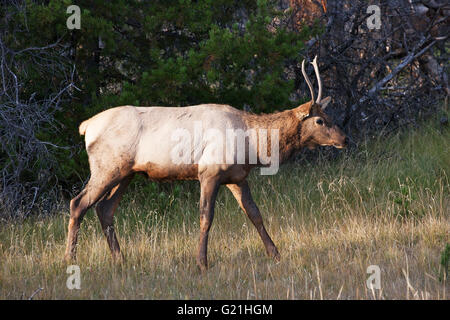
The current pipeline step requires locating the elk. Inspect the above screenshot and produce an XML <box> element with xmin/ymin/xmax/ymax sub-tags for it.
<box><xmin>65</xmin><ymin>56</ymin><xmax>347</xmax><ymax>271</ymax></box>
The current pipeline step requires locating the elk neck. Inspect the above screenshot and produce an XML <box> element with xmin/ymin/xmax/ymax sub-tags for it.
<box><xmin>243</xmin><ymin>105</ymin><xmax>307</xmax><ymax>164</ymax></box>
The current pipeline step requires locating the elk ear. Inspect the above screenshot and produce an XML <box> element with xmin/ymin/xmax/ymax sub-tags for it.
<box><xmin>319</xmin><ymin>96</ymin><xmax>332</xmax><ymax>110</ymax></box>
<box><xmin>295</xmin><ymin>101</ymin><xmax>313</xmax><ymax>121</ymax></box>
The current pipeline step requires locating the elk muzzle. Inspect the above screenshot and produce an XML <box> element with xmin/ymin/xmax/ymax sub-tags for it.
<box><xmin>329</xmin><ymin>126</ymin><xmax>348</xmax><ymax>149</ymax></box>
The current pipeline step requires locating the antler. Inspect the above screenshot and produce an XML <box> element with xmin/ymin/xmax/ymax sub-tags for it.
<box><xmin>301</xmin><ymin>59</ymin><xmax>315</xmax><ymax>102</ymax></box>
<box><xmin>310</xmin><ymin>55</ymin><xmax>322</xmax><ymax>103</ymax></box>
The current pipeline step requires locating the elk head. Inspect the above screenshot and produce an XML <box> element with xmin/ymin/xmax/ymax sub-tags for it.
<box><xmin>296</xmin><ymin>56</ymin><xmax>348</xmax><ymax>150</ymax></box>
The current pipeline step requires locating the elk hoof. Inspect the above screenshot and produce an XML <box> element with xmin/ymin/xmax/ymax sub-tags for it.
<box><xmin>63</xmin><ymin>253</ymin><xmax>76</xmax><ymax>264</ymax></box>
<box><xmin>196</xmin><ymin>257</ymin><xmax>208</xmax><ymax>273</ymax></box>
<box><xmin>268</xmin><ymin>247</ymin><xmax>281</xmax><ymax>262</ymax></box>
<box><xmin>273</xmin><ymin>252</ymin><xmax>281</xmax><ymax>262</ymax></box>
<box><xmin>198</xmin><ymin>264</ymin><xmax>208</xmax><ymax>273</ymax></box>
<box><xmin>112</xmin><ymin>252</ymin><xmax>125</xmax><ymax>264</ymax></box>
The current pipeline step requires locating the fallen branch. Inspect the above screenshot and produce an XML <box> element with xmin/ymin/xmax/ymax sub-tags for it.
<box><xmin>351</xmin><ymin>35</ymin><xmax>446</xmax><ymax>110</ymax></box>
<box><xmin>28</xmin><ymin>287</ymin><xmax>43</xmax><ymax>300</ymax></box>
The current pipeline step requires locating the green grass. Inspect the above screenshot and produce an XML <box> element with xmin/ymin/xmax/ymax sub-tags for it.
<box><xmin>0</xmin><ymin>118</ymin><xmax>449</xmax><ymax>299</ymax></box>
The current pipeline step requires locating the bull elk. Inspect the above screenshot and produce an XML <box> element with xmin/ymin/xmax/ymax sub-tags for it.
<box><xmin>65</xmin><ymin>56</ymin><xmax>347</xmax><ymax>271</ymax></box>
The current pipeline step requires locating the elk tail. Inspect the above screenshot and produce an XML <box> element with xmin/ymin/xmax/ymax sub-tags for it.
<box><xmin>79</xmin><ymin>119</ymin><xmax>91</xmax><ymax>136</ymax></box>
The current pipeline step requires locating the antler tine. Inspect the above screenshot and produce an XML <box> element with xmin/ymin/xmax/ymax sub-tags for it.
<box><xmin>301</xmin><ymin>59</ymin><xmax>315</xmax><ymax>103</ymax></box>
<box><xmin>310</xmin><ymin>55</ymin><xmax>322</xmax><ymax>103</ymax></box>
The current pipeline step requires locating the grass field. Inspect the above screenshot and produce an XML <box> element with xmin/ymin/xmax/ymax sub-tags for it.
<box><xmin>0</xmin><ymin>119</ymin><xmax>449</xmax><ymax>300</ymax></box>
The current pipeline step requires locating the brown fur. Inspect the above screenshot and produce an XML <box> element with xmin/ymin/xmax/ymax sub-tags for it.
<box><xmin>133</xmin><ymin>162</ymin><xmax>199</xmax><ymax>181</ymax></box>
<box><xmin>244</xmin><ymin>108</ymin><xmax>302</xmax><ymax>163</ymax></box>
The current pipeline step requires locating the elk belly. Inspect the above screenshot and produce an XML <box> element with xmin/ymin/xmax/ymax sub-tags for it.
<box><xmin>133</xmin><ymin>162</ymin><xmax>199</xmax><ymax>181</ymax></box>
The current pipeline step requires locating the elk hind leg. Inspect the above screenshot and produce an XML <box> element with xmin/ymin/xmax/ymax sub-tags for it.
<box><xmin>65</xmin><ymin>177</ymin><xmax>119</xmax><ymax>262</ymax></box>
<box><xmin>95</xmin><ymin>174</ymin><xmax>134</xmax><ymax>261</ymax></box>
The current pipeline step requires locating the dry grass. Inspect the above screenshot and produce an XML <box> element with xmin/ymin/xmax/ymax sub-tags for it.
<box><xmin>0</xmin><ymin>120</ymin><xmax>449</xmax><ymax>299</ymax></box>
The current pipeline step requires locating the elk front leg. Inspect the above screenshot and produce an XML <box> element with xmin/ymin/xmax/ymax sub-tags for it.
<box><xmin>197</xmin><ymin>175</ymin><xmax>220</xmax><ymax>272</ymax></box>
<box><xmin>227</xmin><ymin>180</ymin><xmax>280</xmax><ymax>261</ymax></box>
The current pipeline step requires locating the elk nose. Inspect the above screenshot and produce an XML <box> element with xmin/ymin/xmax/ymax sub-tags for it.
<box><xmin>344</xmin><ymin>137</ymin><xmax>349</xmax><ymax>146</ymax></box>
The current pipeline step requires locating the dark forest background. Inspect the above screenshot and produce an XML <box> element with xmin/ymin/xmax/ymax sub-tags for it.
<box><xmin>0</xmin><ymin>0</ymin><xmax>448</xmax><ymax>217</ymax></box>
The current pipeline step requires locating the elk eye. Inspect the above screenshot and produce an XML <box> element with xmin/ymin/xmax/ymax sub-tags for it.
<box><xmin>316</xmin><ymin>119</ymin><xmax>324</xmax><ymax>125</ymax></box>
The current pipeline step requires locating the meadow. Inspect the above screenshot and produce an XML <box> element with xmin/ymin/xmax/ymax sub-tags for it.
<box><xmin>0</xmin><ymin>119</ymin><xmax>448</xmax><ymax>299</ymax></box>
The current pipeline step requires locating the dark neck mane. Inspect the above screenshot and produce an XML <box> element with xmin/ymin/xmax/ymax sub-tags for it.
<box><xmin>243</xmin><ymin>108</ymin><xmax>304</xmax><ymax>164</ymax></box>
